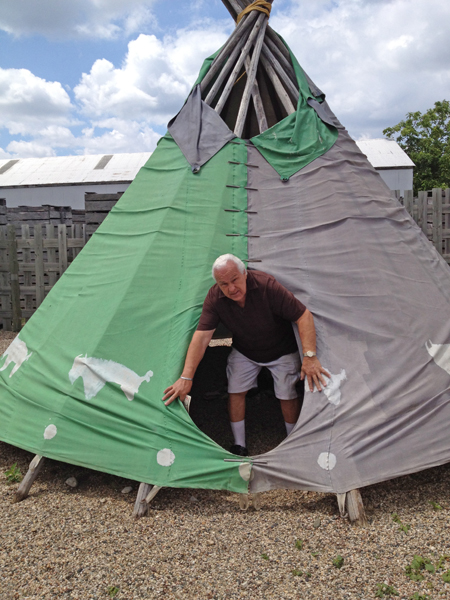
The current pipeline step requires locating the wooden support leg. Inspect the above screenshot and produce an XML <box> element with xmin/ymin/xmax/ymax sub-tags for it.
<box><xmin>133</xmin><ymin>482</ymin><xmax>152</xmax><ymax>518</ymax></box>
<box><xmin>133</xmin><ymin>397</ymin><xmax>190</xmax><ymax>517</ymax></box>
<box><xmin>346</xmin><ymin>489</ymin><xmax>368</xmax><ymax>526</ymax></box>
<box><xmin>13</xmin><ymin>455</ymin><xmax>45</xmax><ymax>503</ymax></box>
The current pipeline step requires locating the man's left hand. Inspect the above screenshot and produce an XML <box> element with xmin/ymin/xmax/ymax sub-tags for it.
<box><xmin>300</xmin><ymin>357</ymin><xmax>330</xmax><ymax>392</ymax></box>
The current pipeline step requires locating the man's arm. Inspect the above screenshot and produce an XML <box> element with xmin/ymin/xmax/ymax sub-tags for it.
<box><xmin>162</xmin><ymin>329</ymin><xmax>215</xmax><ymax>406</ymax></box>
<box><xmin>296</xmin><ymin>309</ymin><xmax>330</xmax><ymax>392</ymax></box>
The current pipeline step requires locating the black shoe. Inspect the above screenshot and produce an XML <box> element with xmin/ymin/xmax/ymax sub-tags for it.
<box><xmin>230</xmin><ymin>444</ymin><xmax>249</xmax><ymax>456</ymax></box>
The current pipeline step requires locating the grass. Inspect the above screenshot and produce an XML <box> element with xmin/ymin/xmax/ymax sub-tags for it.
<box><xmin>4</xmin><ymin>463</ymin><xmax>22</xmax><ymax>484</ymax></box>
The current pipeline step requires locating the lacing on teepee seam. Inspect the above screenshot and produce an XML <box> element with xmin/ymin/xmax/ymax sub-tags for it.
<box><xmin>236</xmin><ymin>0</ymin><xmax>272</xmax><ymax>24</ymax></box>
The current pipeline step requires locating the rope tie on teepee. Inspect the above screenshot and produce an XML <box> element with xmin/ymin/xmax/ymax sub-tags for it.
<box><xmin>236</xmin><ymin>0</ymin><xmax>272</xmax><ymax>24</ymax></box>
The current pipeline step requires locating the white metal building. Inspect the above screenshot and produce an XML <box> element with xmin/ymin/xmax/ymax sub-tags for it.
<box><xmin>355</xmin><ymin>138</ymin><xmax>415</xmax><ymax>195</ymax></box>
<box><xmin>0</xmin><ymin>153</ymin><xmax>151</xmax><ymax>209</ymax></box>
<box><xmin>0</xmin><ymin>141</ymin><xmax>414</xmax><ymax>209</ymax></box>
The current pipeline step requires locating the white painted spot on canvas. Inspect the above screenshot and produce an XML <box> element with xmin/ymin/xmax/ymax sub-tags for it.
<box><xmin>426</xmin><ymin>341</ymin><xmax>450</xmax><ymax>375</ymax></box>
<box><xmin>44</xmin><ymin>424</ymin><xmax>57</xmax><ymax>439</ymax></box>
<box><xmin>239</xmin><ymin>462</ymin><xmax>252</xmax><ymax>481</ymax></box>
<box><xmin>69</xmin><ymin>354</ymin><xmax>153</xmax><ymax>401</ymax></box>
<box><xmin>317</xmin><ymin>452</ymin><xmax>337</xmax><ymax>471</ymax></box>
<box><xmin>157</xmin><ymin>448</ymin><xmax>175</xmax><ymax>467</ymax></box>
<box><xmin>0</xmin><ymin>336</ymin><xmax>32</xmax><ymax>378</ymax></box>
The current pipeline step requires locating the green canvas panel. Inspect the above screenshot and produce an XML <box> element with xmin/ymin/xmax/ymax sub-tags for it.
<box><xmin>250</xmin><ymin>45</ymin><xmax>338</xmax><ymax>180</ymax></box>
<box><xmin>194</xmin><ymin>37</ymin><xmax>338</xmax><ymax>180</ymax></box>
<box><xmin>0</xmin><ymin>135</ymin><xmax>251</xmax><ymax>493</ymax></box>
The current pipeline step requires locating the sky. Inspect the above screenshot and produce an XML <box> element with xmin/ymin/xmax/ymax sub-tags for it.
<box><xmin>0</xmin><ymin>0</ymin><xmax>449</xmax><ymax>159</ymax></box>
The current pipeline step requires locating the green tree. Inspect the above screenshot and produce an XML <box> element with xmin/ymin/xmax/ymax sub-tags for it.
<box><xmin>383</xmin><ymin>100</ymin><xmax>450</xmax><ymax>194</ymax></box>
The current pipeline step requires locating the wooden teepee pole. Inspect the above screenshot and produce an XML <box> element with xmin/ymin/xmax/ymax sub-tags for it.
<box><xmin>201</xmin><ymin>10</ymin><xmax>258</xmax><ymax>93</ymax></box>
<box><xmin>205</xmin><ymin>22</ymin><xmax>254</xmax><ymax>105</ymax></box>
<box><xmin>245</xmin><ymin>55</ymin><xmax>268</xmax><ymax>133</ymax></box>
<box><xmin>214</xmin><ymin>12</ymin><xmax>267</xmax><ymax>115</ymax></box>
<box><xmin>233</xmin><ymin>0</ymin><xmax>291</xmax><ymax>63</ymax></box>
<box><xmin>234</xmin><ymin>15</ymin><xmax>269</xmax><ymax>137</ymax></box>
<box><xmin>261</xmin><ymin>42</ymin><xmax>299</xmax><ymax>103</ymax></box>
<box><xmin>260</xmin><ymin>53</ymin><xmax>295</xmax><ymax>115</ymax></box>
<box><xmin>265</xmin><ymin>36</ymin><xmax>297</xmax><ymax>85</ymax></box>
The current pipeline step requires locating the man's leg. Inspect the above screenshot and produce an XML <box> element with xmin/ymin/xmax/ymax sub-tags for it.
<box><xmin>226</xmin><ymin>349</ymin><xmax>260</xmax><ymax>455</ymax></box>
<box><xmin>228</xmin><ymin>392</ymin><xmax>247</xmax><ymax>449</ymax></box>
<box><xmin>279</xmin><ymin>398</ymin><xmax>301</xmax><ymax>435</ymax></box>
<box><xmin>228</xmin><ymin>392</ymin><xmax>247</xmax><ymax>422</ymax></box>
<box><xmin>267</xmin><ymin>351</ymin><xmax>302</xmax><ymax>436</ymax></box>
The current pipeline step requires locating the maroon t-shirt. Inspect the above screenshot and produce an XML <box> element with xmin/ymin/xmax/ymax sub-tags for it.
<box><xmin>197</xmin><ymin>270</ymin><xmax>306</xmax><ymax>362</ymax></box>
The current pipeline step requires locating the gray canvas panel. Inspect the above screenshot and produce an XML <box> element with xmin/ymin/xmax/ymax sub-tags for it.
<box><xmin>247</xmin><ymin>130</ymin><xmax>450</xmax><ymax>494</ymax></box>
<box><xmin>168</xmin><ymin>85</ymin><xmax>236</xmax><ymax>172</ymax></box>
<box><xmin>307</xmin><ymin>98</ymin><xmax>342</xmax><ymax>129</ymax></box>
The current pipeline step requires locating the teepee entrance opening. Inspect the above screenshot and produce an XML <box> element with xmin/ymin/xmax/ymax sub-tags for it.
<box><xmin>189</xmin><ymin>344</ymin><xmax>305</xmax><ymax>456</ymax></box>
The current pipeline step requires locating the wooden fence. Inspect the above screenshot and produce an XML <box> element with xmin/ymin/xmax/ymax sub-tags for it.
<box><xmin>0</xmin><ymin>191</ymin><xmax>122</xmax><ymax>237</ymax></box>
<box><xmin>1</xmin><ymin>188</ymin><xmax>448</xmax><ymax>331</ymax></box>
<box><xmin>399</xmin><ymin>188</ymin><xmax>450</xmax><ymax>264</ymax></box>
<box><xmin>0</xmin><ymin>224</ymin><xmax>86</xmax><ymax>330</ymax></box>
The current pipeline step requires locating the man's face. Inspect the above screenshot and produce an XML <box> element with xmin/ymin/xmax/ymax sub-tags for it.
<box><xmin>214</xmin><ymin>262</ymin><xmax>247</xmax><ymax>305</ymax></box>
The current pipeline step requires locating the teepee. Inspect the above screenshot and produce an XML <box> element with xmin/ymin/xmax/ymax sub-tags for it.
<box><xmin>1</xmin><ymin>0</ymin><xmax>450</xmax><ymax>521</ymax></box>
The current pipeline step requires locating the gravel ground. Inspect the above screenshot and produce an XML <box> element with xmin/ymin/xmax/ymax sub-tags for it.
<box><xmin>1</xmin><ymin>331</ymin><xmax>450</xmax><ymax>600</ymax></box>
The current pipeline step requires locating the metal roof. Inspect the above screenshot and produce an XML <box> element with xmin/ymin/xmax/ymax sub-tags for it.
<box><xmin>355</xmin><ymin>138</ymin><xmax>415</xmax><ymax>169</ymax></box>
<box><xmin>0</xmin><ymin>152</ymin><xmax>152</xmax><ymax>187</ymax></box>
<box><xmin>0</xmin><ymin>140</ymin><xmax>413</xmax><ymax>188</ymax></box>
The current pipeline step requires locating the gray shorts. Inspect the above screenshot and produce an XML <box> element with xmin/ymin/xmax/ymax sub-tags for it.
<box><xmin>226</xmin><ymin>348</ymin><xmax>301</xmax><ymax>400</ymax></box>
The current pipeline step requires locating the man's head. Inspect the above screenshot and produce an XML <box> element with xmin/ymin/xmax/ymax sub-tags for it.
<box><xmin>212</xmin><ymin>254</ymin><xmax>247</xmax><ymax>305</ymax></box>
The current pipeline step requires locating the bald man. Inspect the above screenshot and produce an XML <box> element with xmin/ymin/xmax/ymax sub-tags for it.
<box><xmin>163</xmin><ymin>254</ymin><xmax>329</xmax><ymax>456</ymax></box>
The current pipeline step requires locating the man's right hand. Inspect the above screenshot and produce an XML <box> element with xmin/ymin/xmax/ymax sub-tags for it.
<box><xmin>162</xmin><ymin>329</ymin><xmax>214</xmax><ymax>407</ymax></box>
<box><xmin>163</xmin><ymin>378</ymin><xmax>193</xmax><ymax>406</ymax></box>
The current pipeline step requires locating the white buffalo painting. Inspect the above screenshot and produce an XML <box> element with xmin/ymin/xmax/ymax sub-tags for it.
<box><xmin>426</xmin><ymin>340</ymin><xmax>450</xmax><ymax>375</ymax></box>
<box><xmin>305</xmin><ymin>367</ymin><xmax>347</xmax><ymax>406</ymax></box>
<box><xmin>0</xmin><ymin>336</ymin><xmax>32</xmax><ymax>378</ymax></box>
<box><xmin>69</xmin><ymin>355</ymin><xmax>153</xmax><ymax>401</ymax></box>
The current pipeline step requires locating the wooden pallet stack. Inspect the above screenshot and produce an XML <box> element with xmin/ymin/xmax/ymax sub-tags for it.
<box><xmin>85</xmin><ymin>192</ymin><xmax>123</xmax><ymax>238</ymax></box>
<box><xmin>0</xmin><ymin>224</ymin><xmax>86</xmax><ymax>330</ymax></box>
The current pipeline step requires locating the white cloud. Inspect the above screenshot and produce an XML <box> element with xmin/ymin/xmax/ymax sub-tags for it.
<box><xmin>74</xmin><ymin>28</ymin><xmax>229</xmax><ymax>125</ymax></box>
<box><xmin>6</xmin><ymin>140</ymin><xmax>56</xmax><ymax>158</ymax></box>
<box><xmin>272</xmin><ymin>0</ymin><xmax>450</xmax><ymax>138</ymax></box>
<box><xmin>0</xmin><ymin>0</ymin><xmax>157</xmax><ymax>40</ymax></box>
<box><xmin>0</xmin><ymin>68</ymin><xmax>73</xmax><ymax>135</ymax></box>
<box><xmin>80</xmin><ymin>118</ymin><xmax>160</xmax><ymax>154</ymax></box>
<box><xmin>2</xmin><ymin>0</ymin><xmax>449</xmax><ymax>158</ymax></box>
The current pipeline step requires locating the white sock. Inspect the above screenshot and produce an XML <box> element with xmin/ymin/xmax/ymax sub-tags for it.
<box><xmin>285</xmin><ymin>422</ymin><xmax>295</xmax><ymax>436</ymax></box>
<box><xmin>230</xmin><ymin>419</ymin><xmax>246</xmax><ymax>447</ymax></box>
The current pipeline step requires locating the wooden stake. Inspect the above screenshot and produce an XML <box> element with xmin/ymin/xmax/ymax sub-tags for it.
<box><xmin>260</xmin><ymin>53</ymin><xmax>296</xmax><ymax>115</ymax></box>
<box><xmin>346</xmin><ymin>489</ymin><xmax>368</xmax><ymax>526</ymax></box>
<box><xmin>133</xmin><ymin>397</ymin><xmax>191</xmax><ymax>517</ymax></box>
<box><xmin>133</xmin><ymin>482</ymin><xmax>152</xmax><ymax>518</ymax></box>
<box><xmin>234</xmin><ymin>16</ymin><xmax>269</xmax><ymax>137</ymax></box>
<box><xmin>13</xmin><ymin>455</ymin><xmax>45</xmax><ymax>503</ymax></box>
<box><xmin>215</xmin><ymin>12</ymin><xmax>267</xmax><ymax>116</ymax></box>
<box><xmin>144</xmin><ymin>485</ymin><xmax>163</xmax><ymax>504</ymax></box>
